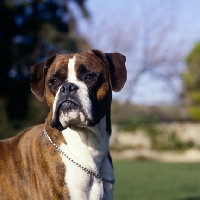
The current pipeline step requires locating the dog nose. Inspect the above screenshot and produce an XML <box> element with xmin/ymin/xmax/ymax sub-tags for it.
<box><xmin>60</xmin><ymin>83</ymin><xmax>78</xmax><ymax>94</ymax></box>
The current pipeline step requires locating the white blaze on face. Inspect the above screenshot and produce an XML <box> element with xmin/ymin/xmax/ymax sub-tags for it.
<box><xmin>67</xmin><ymin>56</ymin><xmax>93</xmax><ymax>123</ymax></box>
<box><xmin>52</xmin><ymin>56</ymin><xmax>93</xmax><ymax>127</ymax></box>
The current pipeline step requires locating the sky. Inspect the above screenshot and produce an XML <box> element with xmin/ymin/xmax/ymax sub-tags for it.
<box><xmin>71</xmin><ymin>0</ymin><xmax>200</xmax><ymax>105</ymax></box>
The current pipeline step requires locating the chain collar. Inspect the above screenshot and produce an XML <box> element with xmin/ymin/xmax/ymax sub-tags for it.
<box><xmin>43</xmin><ymin>130</ymin><xmax>115</xmax><ymax>184</ymax></box>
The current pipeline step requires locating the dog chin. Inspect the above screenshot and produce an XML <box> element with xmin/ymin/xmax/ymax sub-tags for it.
<box><xmin>51</xmin><ymin>100</ymin><xmax>98</xmax><ymax>130</ymax></box>
<box><xmin>59</xmin><ymin>110</ymin><xmax>85</xmax><ymax>127</ymax></box>
<box><xmin>58</xmin><ymin>110</ymin><xmax>99</xmax><ymax>130</ymax></box>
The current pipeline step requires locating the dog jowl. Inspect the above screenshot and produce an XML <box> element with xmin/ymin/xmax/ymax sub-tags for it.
<box><xmin>0</xmin><ymin>50</ymin><xmax>127</xmax><ymax>200</ymax></box>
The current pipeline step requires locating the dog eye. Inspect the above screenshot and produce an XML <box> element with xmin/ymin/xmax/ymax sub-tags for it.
<box><xmin>49</xmin><ymin>79</ymin><xmax>57</xmax><ymax>86</ymax></box>
<box><xmin>85</xmin><ymin>73</ymin><xmax>97</xmax><ymax>81</ymax></box>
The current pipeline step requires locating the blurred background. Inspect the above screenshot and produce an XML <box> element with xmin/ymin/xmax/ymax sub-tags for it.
<box><xmin>1</xmin><ymin>0</ymin><xmax>200</xmax><ymax>199</ymax></box>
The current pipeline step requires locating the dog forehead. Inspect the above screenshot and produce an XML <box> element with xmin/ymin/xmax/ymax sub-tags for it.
<box><xmin>46</xmin><ymin>54</ymin><xmax>73</xmax><ymax>78</ymax></box>
<box><xmin>47</xmin><ymin>52</ymin><xmax>107</xmax><ymax>76</ymax></box>
<box><xmin>48</xmin><ymin>54</ymin><xmax>72</xmax><ymax>72</ymax></box>
<box><xmin>75</xmin><ymin>52</ymin><xmax>107</xmax><ymax>72</ymax></box>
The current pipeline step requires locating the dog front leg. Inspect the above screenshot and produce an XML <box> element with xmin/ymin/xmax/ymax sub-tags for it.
<box><xmin>100</xmin><ymin>155</ymin><xmax>114</xmax><ymax>200</ymax></box>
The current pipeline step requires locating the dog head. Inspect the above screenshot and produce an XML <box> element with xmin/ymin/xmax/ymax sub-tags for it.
<box><xmin>30</xmin><ymin>50</ymin><xmax>127</xmax><ymax>131</ymax></box>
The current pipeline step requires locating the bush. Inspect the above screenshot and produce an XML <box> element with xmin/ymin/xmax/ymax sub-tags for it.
<box><xmin>115</xmin><ymin>115</ymin><xmax>194</xmax><ymax>151</ymax></box>
<box><xmin>182</xmin><ymin>41</ymin><xmax>200</xmax><ymax>121</ymax></box>
<box><xmin>0</xmin><ymin>96</ymin><xmax>48</xmax><ymax>139</ymax></box>
<box><xmin>188</xmin><ymin>106</ymin><xmax>200</xmax><ymax>121</ymax></box>
<box><xmin>118</xmin><ymin>116</ymin><xmax>158</xmax><ymax>132</ymax></box>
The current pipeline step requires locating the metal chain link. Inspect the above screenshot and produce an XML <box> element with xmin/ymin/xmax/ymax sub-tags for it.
<box><xmin>43</xmin><ymin>130</ymin><xmax>115</xmax><ymax>184</ymax></box>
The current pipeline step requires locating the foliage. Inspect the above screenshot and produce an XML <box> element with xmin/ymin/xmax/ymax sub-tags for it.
<box><xmin>111</xmin><ymin>100</ymin><xmax>190</xmax><ymax>123</ymax></box>
<box><xmin>188</xmin><ymin>106</ymin><xmax>200</xmax><ymax>121</ymax></box>
<box><xmin>0</xmin><ymin>0</ymin><xmax>89</xmax><ymax>138</ymax></box>
<box><xmin>182</xmin><ymin>41</ymin><xmax>200</xmax><ymax>120</ymax></box>
<box><xmin>118</xmin><ymin>116</ymin><xmax>158</xmax><ymax>132</ymax></box>
<box><xmin>0</xmin><ymin>95</ymin><xmax>49</xmax><ymax>139</ymax></box>
<box><xmin>111</xmin><ymin>101</ymin><xmax>193</xmax><ymax>151</ymax></box>
<box><xmin>114</xmin><ymin>161</ymin><xmax>200</xmax><ymax>200</ymax></box>
<box><xmin>112</xmin><ymin>116</ymin><xmax>194</xmax><ymax>151</ymax></box>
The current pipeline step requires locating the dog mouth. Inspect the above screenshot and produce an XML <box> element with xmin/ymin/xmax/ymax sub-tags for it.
<box><xmin>50</xmin><ymin>98</ymin><xmax>79</xmax><ymax>129</ymax></box>
<box><xmin>50</xmin><ymin>97</ymin><xmax>98</xmax><ymax>130</ymax></box>
<box><xmin>61</xmin><ymin>99</ymin><xmax>78</xmax><ymax>110</ymax></box>
<box><xmin>59</xmin><ymin>100</ymin><xmax>99</xmax><ymax>127</ymax></box>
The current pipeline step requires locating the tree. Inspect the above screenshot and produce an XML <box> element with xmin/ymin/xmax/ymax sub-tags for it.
<box><xmin>0</xmin><ymin>0</ymin><xmax>89</xmax><ymax>124</ymax></box>
<box><xmin>79</xmin><ymin>0</ymin><xmax>186</xmax><ymax>103</ymax></box>
<box><xmin>182</xmin><ymin>42</ymin><xmax>200</xmax><ymax>120</ymax></box>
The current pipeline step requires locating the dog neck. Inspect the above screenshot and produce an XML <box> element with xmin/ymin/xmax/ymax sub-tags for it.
<box><xmin>61</xmin><ymin>115</ymin><xmax>110</xmax><ymax>170</ymax></box>
<box><xmin>44</xmin><ymin>111</ymin><xmax>114</xmax><ymax>199</ymax></box>
<box><xmin>61</xmin><ymin>116</ymin><xmax>114</xmax><ymax>199</ymax></box>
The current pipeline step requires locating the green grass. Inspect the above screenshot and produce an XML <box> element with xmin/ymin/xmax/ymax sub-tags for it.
<box><xmin>114</xmin><ymin>161</ymin><xmax>200</xmax><ymax>200</ymax></box>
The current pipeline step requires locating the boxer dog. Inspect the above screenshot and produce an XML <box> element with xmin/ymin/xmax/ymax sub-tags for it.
<box><xmin>0</xmin><ymin>50</ymin><xmax>127</xmax><ymax>200</ymax></box>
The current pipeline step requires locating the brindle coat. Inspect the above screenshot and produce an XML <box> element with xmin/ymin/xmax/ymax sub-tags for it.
<box><xmin>0</xmin><ymin>50</ymin><xmax>126</xmax><ymax>199</ymax></box>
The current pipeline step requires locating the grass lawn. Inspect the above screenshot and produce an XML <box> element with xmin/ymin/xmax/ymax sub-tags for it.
<box><xmin>114</xmin><ymin>161</ymin><xmax>200</xmax><ymax>200</ymax></box>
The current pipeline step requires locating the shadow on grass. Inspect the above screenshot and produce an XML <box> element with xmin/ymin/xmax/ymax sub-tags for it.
<box><xmin>177</xmin><ymin>197</ymin><xmax>200</xmax><ymax>200</ymax></box>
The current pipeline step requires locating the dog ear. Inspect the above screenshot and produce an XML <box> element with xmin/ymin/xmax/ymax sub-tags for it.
<box><xmin>105</xmin><ymin>52</ymin><xmax>127</xmax><ymax>92</ymax></box>
<box><xmin>30</xmin><ymin>55</ymin><xmax>57</xmax><ymax>101</ymax></box>
<box><xmin>90</xmin><ymin>50</ymin><xmax>127</xmax><ymax>92</ymax></box>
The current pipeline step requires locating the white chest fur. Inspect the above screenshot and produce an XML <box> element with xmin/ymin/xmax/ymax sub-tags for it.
<box><xmin>59</xmin><ymin>117</ymin><xmax>114</xmax><ymax>200</ymax></box>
